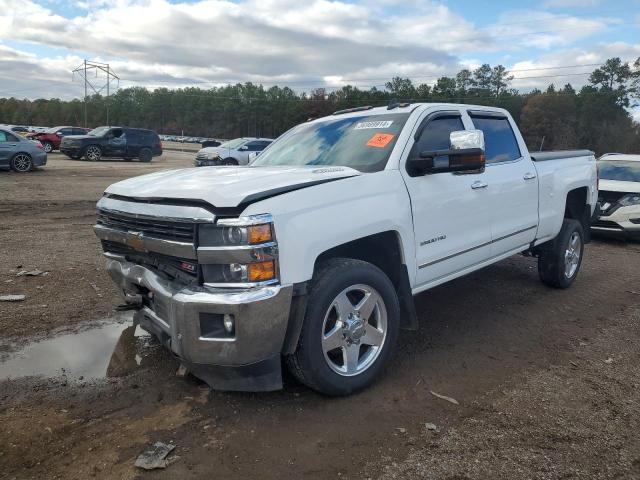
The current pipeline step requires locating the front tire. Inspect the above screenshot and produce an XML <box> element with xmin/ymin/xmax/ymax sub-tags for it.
<box><xmin>538</xmin><ymin>218</ymin><xmax>584</xmax><ymax>289</ymax></box>
<box><xmin>286</xmin><ymin>258</ymin><xmax>400</xmax><ymax>396</ymax></box>
<box><xmin>42</xmin><ymin>141</ymin><xmax>53</xmax><ymax>153</ymax></box>
<box><xmin>83</xmin><ymin>145</ymin><xmax>102</xmax><ymax>161</ymax></box>
<box><xmin>11</xmin><ymin>153</ymin><xmax>33</xmax><ymax>172</ymax></box>
<box><xmin>222</xmin><ymin>157</ymin><xmax>238</xmax><ymax>166</ymax></box>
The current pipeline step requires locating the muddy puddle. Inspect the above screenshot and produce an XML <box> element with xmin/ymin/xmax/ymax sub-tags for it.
<box><xmin>0</xmin><ymin>313</ymin><xmax>154</xmax><ymax>382</ymax></box>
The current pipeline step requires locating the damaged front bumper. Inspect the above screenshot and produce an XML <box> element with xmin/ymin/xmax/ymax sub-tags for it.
<box><xmin>106</xmin><ymin>257</ymin><xmax>293</xmax><ymax>391</ymax></box>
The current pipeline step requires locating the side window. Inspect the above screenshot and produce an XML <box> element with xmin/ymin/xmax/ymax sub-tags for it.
<box><xmin>110</xmin><ymin>128</ymin><xmax>124</xmax><ymax>138</ymax></box>
<box><xmin>245</xmin><ymin>141</ymin><xmax>263</xmax><ymax>151</ymax></box>
<box><xmin>413</xmin><ymin>116</ymin><xmax>465</xmax><ymax>155</ymax></box>
<box><xmin>0</xmin><ymin>131</ymin><xmax>18</xmax><ymax>142</ymax></box>
<box><xmin>469</xmin><ymin>115</ymin><xmax>521</xmax><ymax>164</ymax></box>
<box><xmin>59</xmin><ymin>128</ymin><xmax>73</xmax><ymax>136</ymax></box>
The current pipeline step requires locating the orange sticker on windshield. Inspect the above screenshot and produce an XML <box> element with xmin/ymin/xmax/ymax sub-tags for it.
<box><xmin>366</xmin><ymin>132</ymin><xmax>395</xmax><ymax>148</ymax></box>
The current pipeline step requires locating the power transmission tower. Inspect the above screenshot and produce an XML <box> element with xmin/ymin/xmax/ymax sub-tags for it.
<box><xmin>72</xmin><ymin>60</ymin><xmax>119</xmax><ymax>128</ymax></box>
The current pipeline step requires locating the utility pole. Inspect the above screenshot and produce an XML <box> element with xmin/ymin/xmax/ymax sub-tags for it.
<box><xmin>72</xmin><ymin>60</ymin><xmax>119</xmax><ymax>127</ymax></box>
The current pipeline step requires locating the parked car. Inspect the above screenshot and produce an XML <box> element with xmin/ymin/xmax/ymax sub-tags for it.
<box><xmin>194</xmin><ymin>137</ymin><xmax>273</xmax><ymax>166</ymax></box>
<box><xmin>60</xmin><ymin>126</ymin><xmax>162</xmax><ymax>162</ymax></box>
<box><xmin>592</xmin><ymin>153</ymin><xmax>640</xmax><ymax>240</ymax></box>
<box><xmin>27</xmin><ymin>126</ymin><xmax>90</xmax><ymax>153</ymax></box>
<box><xmin>94</xmin><ymin>103</ymin><xmax>597</xmax><ymax>395</ymax></box>
<box><xmin>0</xmin><ymin>127</ymin><xmax>47</xmax><ymax>172</ymax></box>
<box><xmin>201</xmin><ymin>139</ymin><xmax>222</xmax><ymax>149</ymax></box>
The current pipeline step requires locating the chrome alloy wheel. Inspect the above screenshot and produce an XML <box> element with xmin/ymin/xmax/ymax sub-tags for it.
<box><xmin>321</xmin><ymin>284</ymin><xmax>387</xmax><ymax>376</ymax></box>
<box><xmin>43</xmin><ymin>142</ymin><xmax>52</xmax><ymax>153</ymax></box>
<box><xmin>564</xmin><ymin>231</ymin><xmax>582</xmax><ymax>279</ymax></box>
<box><xmin>85</xmin><ymin>146</ymin><xmax>101</xmax><ymax>161</ymax></box>
<box><xmin>12</xmin><ymin>153</ymin><xmax>32</xmax><ymax>172</ymax></box>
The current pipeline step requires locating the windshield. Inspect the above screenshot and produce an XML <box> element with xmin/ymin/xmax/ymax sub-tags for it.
<box><xmin>87</xmin><ymin>126</ymin><xmax>110</xmax><ymax>137</ymax></box>
<box><xmin>251</xmin><ymin>113</ymin><xmax>410</xmax><ymax>172</ymax></box>
<box><xmin>45</xmin><ymin>127</ymin><xmax>59</xmax><ymax>134</ymax></box>
<box><xmin>219</xmin><ymin>138</ymin><xmax>247</xmax><ymax>149</ymax></box>
<box><xmin>598</xmin><ymin>160</ymin><xmax>640</xmax><ymax>183</ymax></box>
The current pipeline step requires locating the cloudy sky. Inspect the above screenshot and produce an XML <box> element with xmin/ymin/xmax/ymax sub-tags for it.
<box><xmin>0</xmin><ymin>0</ymin><xmax>639</xmax><ymax>106</ymax></box>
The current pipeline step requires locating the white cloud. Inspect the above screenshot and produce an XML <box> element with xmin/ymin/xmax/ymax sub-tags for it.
<box><xmin>543</xmin><ymin>0</ymin><xmax>602</xmax><ymax>8</ymax></box>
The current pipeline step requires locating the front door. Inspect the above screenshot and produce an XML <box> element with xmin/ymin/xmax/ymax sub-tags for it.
<box><xmin>104</xmin><ymin>128</ymin><xmax>126</xmax><ymax>157</ymax></box>
<box><xmin>401</xmin><ymin>110</ymin><xmax>493</xmax><ymax>288</ymax></box>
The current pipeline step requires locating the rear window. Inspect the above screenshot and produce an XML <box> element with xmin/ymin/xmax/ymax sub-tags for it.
<box><xmin>598</xmin><ymin>161</ymin><xmax>640</xmax><ymax>182</ymax></box>
<box><xmin>470</xmin><ymin>115</ymin><xmax>521</xmax><ymax>164</ymax></box>
<box><xmin>252</xmin><ymin>113</ymin><xmax>410</xmax><ymax>172</ymax></box>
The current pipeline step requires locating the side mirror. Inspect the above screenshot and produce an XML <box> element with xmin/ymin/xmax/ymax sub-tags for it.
<box><xmin>407</xmin><ymin>129</ymin><xmax>485</xmax><ymax>176</ymax></box>
<box><xmin>238</xmin><ymin>145</ymin><xmax>248</xmax><ymax>151</ymax></box>
<box><xmin>56</xmin><ymin>132</ymin><xmax>63</xmax><ymax>137</ymax></box>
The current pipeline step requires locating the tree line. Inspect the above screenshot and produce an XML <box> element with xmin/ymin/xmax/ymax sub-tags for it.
<box><xmin>1</xmin><ymin>57</ymin><xmax>639</xmax><ymax>154</ymax></box>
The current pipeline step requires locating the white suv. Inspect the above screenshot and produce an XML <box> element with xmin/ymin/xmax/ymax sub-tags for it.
<box><xmin>195</xmin><ymin>137</ymin><xmax>273</xmax><ymax>166</ymax></box>
<box><xmin>593</xmin><ymin>153</ymin><xmax>640</xmax><ymax>240</ymax></box>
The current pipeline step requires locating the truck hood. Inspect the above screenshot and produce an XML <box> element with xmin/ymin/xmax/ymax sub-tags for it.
<box><xmin>104</xmin><ymin>165</ymin><xmax>361</xmax><ymax>208</ymax></box>
<box><xmin>599</xmin><ymin>179</ymin><xmax>640</xmax><ymax>194</ymax></box>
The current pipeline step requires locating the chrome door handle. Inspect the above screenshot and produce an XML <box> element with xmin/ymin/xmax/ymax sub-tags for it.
<box><xmin>523</xmin><ymin>172</ymin><xmax>537</xmax><ymax>180</ymax></box>
<box><xmin>471</xmin><ymin>181</ymin><xmax>488</xmax><ymax>190</ymax></box>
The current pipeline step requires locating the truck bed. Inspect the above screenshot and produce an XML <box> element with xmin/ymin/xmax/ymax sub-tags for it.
<box><xmin>530</xmin><ymin>150</ymin><xmax>595</xmax><ymax>162</ymax></box>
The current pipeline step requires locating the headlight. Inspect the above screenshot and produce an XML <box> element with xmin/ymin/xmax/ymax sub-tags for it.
<box><xmin>199</xmin><ymin>215</ymin><xmax>274</xmax><ymax>246</ymax></box>
<box><xmin>199</xmin><ymin>214</ymin><xmax>277</xmax><ymax>285</ymax></box>
<box><xmin>619</xmin><ymin>194</ymin><xmax>640</xmax><ymax>207</ymax></box>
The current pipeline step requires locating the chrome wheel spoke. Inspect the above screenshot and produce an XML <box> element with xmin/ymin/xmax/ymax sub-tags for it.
<box><xmin>333</xmin><ymin>291</ymin><xmax>354</xmax><ymax>320</ymax></box>
<box><xmin>342</xmin><ymin>344</ymin><xmax>361</xmax><ymax>374</ymax></box>
<box><xmin>362</xmin><ymin>324</ymin><xmax>384</xmax><ymax>346</ymax></box>
<box><xmin>355</xmin><ymin>290</ymin><xmax>377</xmax><ymax>320</ymax></box>
<box><xmin>322</xmin><ymin>324</ymin><xmax>344</xmax><ymax>353</ymax></box>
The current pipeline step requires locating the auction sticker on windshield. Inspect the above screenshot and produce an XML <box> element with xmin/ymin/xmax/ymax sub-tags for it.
<box><xmin>354</xmin><ymin>120</ymin><xmax>394</xmax><ymax>130</ymax></box>
<box><xmin>366</xmin><ymin>133</ymin><xmax>395</xmax><ymax>148</ymax></box>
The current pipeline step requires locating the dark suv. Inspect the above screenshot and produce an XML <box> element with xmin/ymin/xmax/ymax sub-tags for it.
<box><xmin>60</xmin><ymin>126</ymin><xmax>162</xmax><ymax>162</ymax></box>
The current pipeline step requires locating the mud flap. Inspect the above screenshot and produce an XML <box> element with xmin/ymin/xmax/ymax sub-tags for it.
<box><xmin>182</xmin><ymin>355</ymin><xmax>283</xmax><ymax>392</ymax></box>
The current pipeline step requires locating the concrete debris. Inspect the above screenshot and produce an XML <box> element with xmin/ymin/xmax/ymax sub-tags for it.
<box><xmin>134</xmin><ymin>442</ymin><xmax>176</xmax><ymax>470</ymax></box>
<box><xmin>0</xmin><ymin>294</ymin><xmax>26</xmax><ymax>302</ymax></box>
<box><xmin>604</xmin><ymin>357</ymin><xmax>614</xmax><ymax>364</ymax></box>
<box><xmin>430</xmin><ymin>391</ymin><xmax>459</xmax><ymax>405</ymax></box>
<box><xmin>176</xmin><ymin>364</ymin><xmax>189</xmax><ymax>377</ymax></box>
<box><xmin>17</xmin><ymin>269</ymin><xmax>48</xmax><ymax>277</ymax></box>
<box><xmin>425</xmin><ymin>422</ymin><xmax>440</xmax><ymax>432</ymax></box>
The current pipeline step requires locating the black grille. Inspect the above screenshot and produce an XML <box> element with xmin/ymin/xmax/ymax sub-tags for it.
<box><xmin>97</xmin><ymin>210</ymin><xmax>195</xmax><ymax>242</ymax></box>
<box><xmin>598</xmin><ymin>190</ymin><xmax>629</xmax><ymax>216</ymax></box>
<box><xmin>592</xmin><ymin>219</ymin><xmax>622</xmax><ymax>230</ymax></box>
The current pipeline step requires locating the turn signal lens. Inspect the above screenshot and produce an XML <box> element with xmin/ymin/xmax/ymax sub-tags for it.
<box><xmin>248</xmin><ymin>224</ymin><xmax>273</xmax><ymax>244</ymax></box>
<box><xmin>247</xmin><ymin>261</ymin><xmax>276</xmax><ymax>282</ymax></box>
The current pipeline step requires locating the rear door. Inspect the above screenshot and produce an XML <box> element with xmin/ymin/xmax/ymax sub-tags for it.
<box><xmin>0</xmin><ymin>130</ymin><xmax>19</xmax><ymax>167</ymax></box>
<box><xmin>401</xmin><ymin>109</ymin><xmax>493</xmax><ymax>288</ymax></box>
<box><xmin>468</xmin><ymin>111</ymin><xmax>538</xmax><ymax>256</ymax></box>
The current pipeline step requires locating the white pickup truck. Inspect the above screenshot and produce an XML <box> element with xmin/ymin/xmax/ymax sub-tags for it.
<box><xmin>94</xmin><ymin>103</ymin><xmax>598</xmax><ymax>395</ymax></box>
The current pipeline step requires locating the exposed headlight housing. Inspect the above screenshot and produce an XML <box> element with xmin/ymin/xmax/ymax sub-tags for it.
<box><xmin>619</xmin><ymin>194</ymin><xmax>640</xmax><ymax>207</ymax></box>
<box><xmin>199</xmin><ymin>214</ymin><xmax>278</xmax><ymax>286</ymax></box>
<box><xmin>199</xmin><ymin>214</ymin><xmax>274</xmax><ymax>246</ymax></box>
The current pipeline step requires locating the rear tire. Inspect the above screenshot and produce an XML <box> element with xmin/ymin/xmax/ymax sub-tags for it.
<box><xmin>11</xmin><ymin>153</ymin><xmax>33</xmax><ymax>172</ymax></box>
<box><xmin>138</xmin><ymin>148</ymin><xmax>152</xmax><ymax>162</ymax></box>
<box><xmin>286</xmin><ymin>258</ymin><xmax>400</xmax><ymax>396</ymax></box>
<box><xmin>83</xmin><ymin>145</ymin><xmax>102</xmax><ymax>161</ymax></box>
<box><xmin>538</xmin><ymin>218</ymin><xmax>584</xmax><ymax>289</ymax></box>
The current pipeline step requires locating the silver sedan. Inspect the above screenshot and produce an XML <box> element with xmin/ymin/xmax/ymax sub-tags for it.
<box><xmin>0</xmin><ymin>127</ymin><xmax>47</xmax><ymax>172</ymax></box>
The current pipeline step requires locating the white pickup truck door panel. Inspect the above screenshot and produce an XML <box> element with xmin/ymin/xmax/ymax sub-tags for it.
<box><xmin>401</xmin><ymin>110</ymin><xmax>493</xmax><ymax>288</ymax></box>
<box><xmin>468</xmin><ymin>111</ymin><xmax>539</xmax><ymax>256</ymax></box>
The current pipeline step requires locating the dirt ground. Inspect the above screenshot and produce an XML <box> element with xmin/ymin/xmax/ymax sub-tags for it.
<box><xmin>1</xmin><ymin>153</ymin><xmax>639</xmax><ymax>479</ymax></box>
